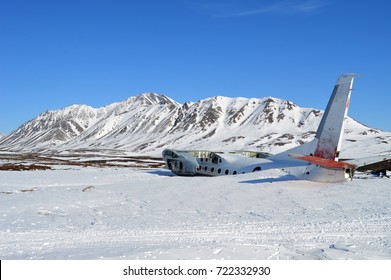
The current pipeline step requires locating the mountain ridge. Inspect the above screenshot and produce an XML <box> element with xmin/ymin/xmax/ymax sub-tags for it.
<box><xmin>0</xmin><ymin>92</ymin><xmax>390</xmax><ymax>157</ymax></box>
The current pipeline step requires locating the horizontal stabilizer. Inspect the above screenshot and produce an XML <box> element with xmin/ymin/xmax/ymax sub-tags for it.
<box><xmin>343</xmin><ymin>154</ymin><xmax>391</xmax><ymax>172</ymax></box>
<box><xmin>289</xmin><ymin>153</ymin><xmax>356</xmax><ymax>170</ymax></box>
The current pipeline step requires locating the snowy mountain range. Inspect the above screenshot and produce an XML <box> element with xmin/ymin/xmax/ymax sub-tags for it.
<box><xmin>0</xmin><ymin>93</ymin><xmax>390</xmax><ymax>157</ymax></box>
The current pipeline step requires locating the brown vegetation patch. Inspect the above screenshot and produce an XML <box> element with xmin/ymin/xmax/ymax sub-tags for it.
<box><xmin>0</xmin><ymin>163</ymin><xmax>51</xmax><ymax>171</ymax></box>
<box><xmin>0</xmin><ymin>153</ymin><xmax>165</xmax><ymax>170</ymax></box>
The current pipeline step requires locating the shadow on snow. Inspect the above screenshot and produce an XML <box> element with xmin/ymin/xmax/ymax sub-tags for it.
<box><xmin>239</xmin><ymin>174</ymin><xmax>298</xmax><ymax>184</ymax></box>
<box><xmin>148</xmin><ymin>170</ymin><xmax>176</xmax><ymax>177</ymax></box>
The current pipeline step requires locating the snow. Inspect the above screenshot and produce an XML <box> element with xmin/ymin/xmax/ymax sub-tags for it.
<box><xmin>1</xmin><ymin>166</ymin><xmax>390</xmax><ymax>260</ymax></box>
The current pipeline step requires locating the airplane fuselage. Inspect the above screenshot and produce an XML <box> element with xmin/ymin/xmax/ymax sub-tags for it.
<box><xmin>162</xmin><ymin>149</ymin><xmax>269</xmax><ymax>176</ymax></box>
<box><xmin>162</xmin><ymin>149</ymin><xmax>354</xmax><ymax>182</ymax></box>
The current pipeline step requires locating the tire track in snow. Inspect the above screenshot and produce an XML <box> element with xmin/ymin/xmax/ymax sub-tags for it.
<box><xmin>2</xmin><ymin>216</ymin><xmax>390</xmax><ymax>259</ymax></box>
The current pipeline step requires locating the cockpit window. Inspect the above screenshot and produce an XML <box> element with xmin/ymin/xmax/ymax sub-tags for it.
<box><xmin>164</xmin><ymin>150</ymin><xmax>179</xmax><ymax>158</ymax></box>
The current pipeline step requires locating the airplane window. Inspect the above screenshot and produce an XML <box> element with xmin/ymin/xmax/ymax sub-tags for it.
<box><xmin>164</xmin><ymin>150</ymin><xmax>173</xmax><ymax>157</ymax></box>
<box><xmin>225</xmin><ymin>170</ymin><xmax>229</xmax><ymax>175</ymax></box>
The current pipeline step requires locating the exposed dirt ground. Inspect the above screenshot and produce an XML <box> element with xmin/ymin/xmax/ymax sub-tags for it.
<box><xmin>0</xmin><ymin>152</ymin><xmax>165</xmax><ymax>171</ymax></box>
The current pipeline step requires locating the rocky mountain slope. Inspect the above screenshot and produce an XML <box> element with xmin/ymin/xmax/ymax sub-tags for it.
<box><xmin>0</xmin><ymin>93</ymin><xmax>390</xmax><ymax>157</ymax></box>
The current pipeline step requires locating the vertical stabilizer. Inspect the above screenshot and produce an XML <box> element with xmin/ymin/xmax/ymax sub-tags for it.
<box><xmin>314</xmin><ymin>74</ymin><xmax>358</xmax><ymax>160</ymax></box>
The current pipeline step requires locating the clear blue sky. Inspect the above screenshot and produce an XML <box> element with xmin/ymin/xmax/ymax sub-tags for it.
<box><xmin>1</xmin><ymin>0</ymin><xmax>390</xmax><ymax>134</ymax></box>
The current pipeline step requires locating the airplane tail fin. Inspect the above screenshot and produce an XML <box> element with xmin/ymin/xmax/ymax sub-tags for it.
<box><xmin>272</xmin><ymin>74</ymin><xmax>358</xmax><ymax>161</ymax></box>
<box><xmin>313</xmin><ymin>74</ymin><xmax>358</xmax><ymax>160</ymax></box>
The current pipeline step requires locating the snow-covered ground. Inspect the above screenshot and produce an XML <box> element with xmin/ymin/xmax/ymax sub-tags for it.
<box><xmin>1</xmin><ymin>166</ymin><xmax>390</xmax><ymax>260</ymax></box>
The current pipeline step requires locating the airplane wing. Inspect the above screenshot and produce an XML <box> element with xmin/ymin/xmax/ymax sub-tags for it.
<box><xmin>342</xmin><ymin>154</ymin><xmax>391</xmax><ymax>172</ymax></box>
<box><xmin>288</xmin><ymin>153</ymin><xmax>356</xmax><ymax>169</ymax></box>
